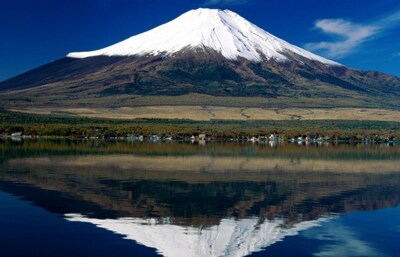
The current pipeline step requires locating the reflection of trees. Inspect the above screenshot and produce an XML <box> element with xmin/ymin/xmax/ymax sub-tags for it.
<box><xmin>1</xmin><ymin>158</ymin><xmax>399</xmax><ymax>227</ymax></box>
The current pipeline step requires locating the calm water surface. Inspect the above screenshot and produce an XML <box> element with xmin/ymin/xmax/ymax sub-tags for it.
<box><xmin>0</xmin><ymin>140</ymin><xmax>399</xmax><ymax>257</ymax></box>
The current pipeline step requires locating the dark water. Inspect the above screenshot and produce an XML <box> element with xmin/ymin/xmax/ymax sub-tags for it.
<box><xmin>0</xmin><ymin>140</ymin><xmax>399</xmax><ymax>257</ymax></box>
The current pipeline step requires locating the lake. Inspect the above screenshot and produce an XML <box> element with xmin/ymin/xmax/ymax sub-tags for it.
<box><xmin>0</xmin><ymin>139</ymin><xmax>399</xmax><ymax>257</ymax></box>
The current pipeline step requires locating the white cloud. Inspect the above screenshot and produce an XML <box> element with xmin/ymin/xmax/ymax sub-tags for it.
<box><xmin>305</xmin><ymin>10</ymin><xmax>400</xmax><ymax>58</ymax></box>
<box><xmin>305</xmin><ymin>19</ymin><xmax>378</xmax><ymax>58</ymax></box>
<box><xmin>203</xmin><ymin>0</ymin><xmax>250</xmax><ymax>7</ymax></box>
<box><xmin>378</xmin><ymin>10</ymin><xmax>400</xmax><ymax>27</ymax></box>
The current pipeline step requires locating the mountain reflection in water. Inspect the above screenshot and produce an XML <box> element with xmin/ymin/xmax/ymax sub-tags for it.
<box><xmin>0</xmin><ymin>140</ymin><xmax>399</xmax><ymax>257</ymax></box>
<box><xmin>65</xmin><ymin>214</ymin><xmax>327</xmax><ymax>257</ymax></box>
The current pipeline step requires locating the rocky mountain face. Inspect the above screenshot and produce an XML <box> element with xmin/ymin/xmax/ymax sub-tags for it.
<box><xmin>0</xmin><ymin>8</ymin><xmax>399</xmax><ymax>108</ymax></box>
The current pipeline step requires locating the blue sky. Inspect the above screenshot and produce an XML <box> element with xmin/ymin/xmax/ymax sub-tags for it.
<box><xmin>1</xmin><ymin>0</ymin><xmax>400</xmax><ymax>81</ymax></box>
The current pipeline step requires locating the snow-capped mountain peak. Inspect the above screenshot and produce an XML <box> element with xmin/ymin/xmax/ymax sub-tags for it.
<box><xmin>67</xmin><ymin>8</ymin><xmax>340</xmax><ymax>66</ymax></box>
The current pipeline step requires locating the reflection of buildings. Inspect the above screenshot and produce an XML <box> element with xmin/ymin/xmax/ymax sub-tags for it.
<box><xmin>65</xmin><ymin>214</ymin><xmax>328</xmax><ymax>257</ymax></box>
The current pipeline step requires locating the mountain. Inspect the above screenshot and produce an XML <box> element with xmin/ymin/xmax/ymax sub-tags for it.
<box><xmin>0</xmin><ymin>8</ymin><xmax>399</xmax><ymax>111</ymax></box>
<box><xmin>67</xmin><ymin>9</ymin><xmax>339</xmax><ymax>65</ymax></box>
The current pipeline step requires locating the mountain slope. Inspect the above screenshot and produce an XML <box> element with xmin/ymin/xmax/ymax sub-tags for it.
<box><xmin>0</xmin><ymin>8</ymin><xmax>399</xmax><ymax>110</ymax></box>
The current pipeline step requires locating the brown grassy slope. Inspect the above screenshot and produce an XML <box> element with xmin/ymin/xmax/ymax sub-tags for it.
<box><xmin>9</xmin><ymin>106</ymin><xmax>400</xmax><ymax>122</ymax></box>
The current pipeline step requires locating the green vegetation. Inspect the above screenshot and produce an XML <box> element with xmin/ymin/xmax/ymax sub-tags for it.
<box><xmin>0</xmin><ymin>110</ymin><xmax>399</xmax><ymax>139</ymax></box>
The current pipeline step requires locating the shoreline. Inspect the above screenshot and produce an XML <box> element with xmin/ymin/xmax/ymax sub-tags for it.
<box><xmin>1</xmin><ymin>110</ymin><xmax>399</xmax><ymax>141</ymax></box>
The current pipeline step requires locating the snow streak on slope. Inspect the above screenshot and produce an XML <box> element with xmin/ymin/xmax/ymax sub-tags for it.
<box><xmin>65</xmin><ymin>214</ymin><xmax>329</xmax><ymax>257</ymax></box>
<box><xmin>67</xmin><ymin>9</ymin><xmax>340</xmax><ymax>66</ymax></box>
